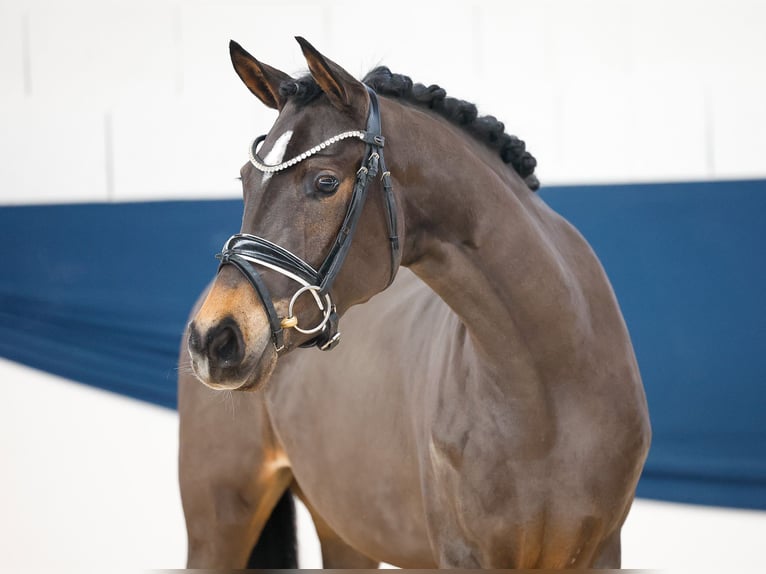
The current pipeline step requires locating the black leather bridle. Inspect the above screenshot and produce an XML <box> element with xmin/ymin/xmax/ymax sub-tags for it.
<box><xmin>216</xmin><ymin>87</ymin><xmax>399</xmax><ymax>353</ymax></box>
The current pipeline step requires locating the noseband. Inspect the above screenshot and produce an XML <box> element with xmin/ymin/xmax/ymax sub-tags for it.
<box><xmin>216</xmin><ymin>87</ymin><xmax>399</xmax><ymax>353</ymax></box>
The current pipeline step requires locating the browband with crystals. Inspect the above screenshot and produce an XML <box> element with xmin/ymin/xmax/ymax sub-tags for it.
<box><xmin>249</xmin><ymin>130</ymin><xmax>366</xmax><ymax>173</ymax></box>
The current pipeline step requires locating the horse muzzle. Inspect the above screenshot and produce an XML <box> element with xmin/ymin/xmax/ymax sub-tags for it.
<box><xmin>186</xmin><ymin>268</ymin><xmax>277</xmax><ymax>390</ymax></box>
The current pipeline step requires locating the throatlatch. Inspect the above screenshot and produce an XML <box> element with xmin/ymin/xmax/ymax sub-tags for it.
<box><xmin>216</xmin><ymin>87</ymin><xmax>399</xmax><ymax>353</ymax></box>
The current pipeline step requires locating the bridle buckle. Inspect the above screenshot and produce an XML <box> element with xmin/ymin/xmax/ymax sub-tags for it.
<box><xmin>319</xmin><ymin>331</ymin><xmax>342</xmax><ymax>351</ymax></box>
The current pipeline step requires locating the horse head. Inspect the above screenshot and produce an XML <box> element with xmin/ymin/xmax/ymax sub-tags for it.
<box><xmin>188</xmin><ymin>38</ymin><xmax>401</xmax><ymax>390</ymax></box>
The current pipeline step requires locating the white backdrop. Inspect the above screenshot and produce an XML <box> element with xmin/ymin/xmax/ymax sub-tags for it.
<box><xmin>1</xmin><ymin>0</ymin><xmax>765</xmax><ymax>570</ymax></box>
<box><xmin>1</xmin><ymin>0</ymin><xmax>765</xmax><ymax>206</ymax></box>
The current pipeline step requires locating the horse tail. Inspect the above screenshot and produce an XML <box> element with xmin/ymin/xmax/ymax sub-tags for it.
<box><xmin>246</xmin><ymin>489</ymin><xmax>298</xmax><ymax>568</ymax></box>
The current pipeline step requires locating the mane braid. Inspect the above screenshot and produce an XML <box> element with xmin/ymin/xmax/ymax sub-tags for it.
<box><xmin>279</xmin><ymin>68</ymin><xmax>540</xmax><ymax>191</ymax></box>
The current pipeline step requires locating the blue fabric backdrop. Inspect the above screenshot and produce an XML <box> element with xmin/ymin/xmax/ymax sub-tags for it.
<box><xmin>1</xmin><ymin>180</ymin><xmax>764</xmax><ymax>510</ymax></box>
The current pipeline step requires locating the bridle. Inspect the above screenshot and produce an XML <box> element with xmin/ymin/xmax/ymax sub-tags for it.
<box><xmin>216</xmin><ymin>86</ymin><xmax>400</xmax><ymax>353</ymax></box>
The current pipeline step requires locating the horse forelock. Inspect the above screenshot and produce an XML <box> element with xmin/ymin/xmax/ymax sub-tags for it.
<box><xmin>277</xmin><ymin>68</ymin><xmax>540</xmax><ymax>191</ymax></box>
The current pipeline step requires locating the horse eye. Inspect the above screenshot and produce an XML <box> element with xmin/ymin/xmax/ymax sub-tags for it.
<box><xmin>314</xmin><ymin>174</ymin><xmax>340</xmax><ymax>195</ymax></box>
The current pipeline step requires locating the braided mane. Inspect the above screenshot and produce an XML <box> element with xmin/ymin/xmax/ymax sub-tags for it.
<box><xmin>279</xmin><ymin>67</ymin><xmax>540</xmax><ymax>191</ymax></box>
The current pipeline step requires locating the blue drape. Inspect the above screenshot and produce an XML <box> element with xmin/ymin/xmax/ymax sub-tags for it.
<box><xmin>1</xmin><ymin>180</ymin><xmax>764</xmax><ymax>510</ymax></box>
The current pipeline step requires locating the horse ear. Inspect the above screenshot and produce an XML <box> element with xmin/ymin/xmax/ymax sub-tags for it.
<box><xmin>295</xmin><ymin>36</ymin><xmax>366</xmax><ymax>111</ymax></box>
<box><xmin>229</xmin><ymin>40</ymin><xmax>293</xmax><ymax>110</ymax></box>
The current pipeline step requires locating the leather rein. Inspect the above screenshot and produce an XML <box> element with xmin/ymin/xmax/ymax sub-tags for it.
<box><xmin>216</xmin><ymin>87</ymin><xmax>399</xmax><ymax>353</ymax></box>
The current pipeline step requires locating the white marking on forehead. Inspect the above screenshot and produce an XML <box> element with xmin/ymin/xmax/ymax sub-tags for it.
<box><xmin>261</xmin><ymin>130</ymin><xmax>293</xmax><ymax>186</ymax></box>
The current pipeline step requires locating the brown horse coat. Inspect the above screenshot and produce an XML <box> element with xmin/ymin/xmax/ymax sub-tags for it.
<box><xmin>179</xmin><ymin>38</ymin><xmax>651</xmax><ymax>568</ymax></box>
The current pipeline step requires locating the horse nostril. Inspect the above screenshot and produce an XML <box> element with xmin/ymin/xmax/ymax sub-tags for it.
<box><xmin>208</xmin><ymin>321</ymin><xmax>244</xmax><ymax>367</ymax></box>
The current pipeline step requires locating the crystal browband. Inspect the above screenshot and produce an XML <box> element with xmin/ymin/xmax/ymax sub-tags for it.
<box><xmin>249</xmin><ymin>130</ymin><xmax>367</xmax><ymax>173</ymax></box>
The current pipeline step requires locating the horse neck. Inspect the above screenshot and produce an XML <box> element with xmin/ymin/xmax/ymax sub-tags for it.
<box><xmin>387</xmin><ymin>102</ymin><xmax>597</xmax><ymax>384</ymax></box>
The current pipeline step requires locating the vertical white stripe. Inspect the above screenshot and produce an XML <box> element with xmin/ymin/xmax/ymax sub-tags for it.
<box><xmin>261</xmin><ymin>130</ymin><xmax>294</xmax><ymax>186</ymax></box>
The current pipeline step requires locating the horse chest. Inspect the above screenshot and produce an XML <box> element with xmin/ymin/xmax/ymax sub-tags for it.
<box><xmin>265</xmin><ymin>350</ymin><xmax>436</xmax><ymax>566</ymax></box>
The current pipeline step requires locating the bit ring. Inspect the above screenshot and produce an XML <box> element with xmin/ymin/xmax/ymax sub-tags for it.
<box><xmin>284</xmin><ymin>285</ymin><xmax>333</xmax><ymax>335</ymax></box>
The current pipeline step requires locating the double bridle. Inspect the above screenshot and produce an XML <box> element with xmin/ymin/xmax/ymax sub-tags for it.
<box><xmin>216</xmin><ymin>87</ymin><xmax>399</xmax><ymax>353</ymax></box>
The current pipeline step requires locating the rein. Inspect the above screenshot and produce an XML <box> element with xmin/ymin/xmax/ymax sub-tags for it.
<box><xmin>216</xmin><ymin>87</ymin><xmax>399</xmax><ymax>353</ymax></box>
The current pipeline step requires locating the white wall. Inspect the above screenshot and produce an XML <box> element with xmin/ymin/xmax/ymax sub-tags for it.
<box><xmin>1</xmin><ymin>0</ymin><xmax>765</xmax><ymax>205</ymax></box>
